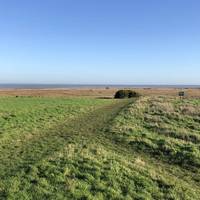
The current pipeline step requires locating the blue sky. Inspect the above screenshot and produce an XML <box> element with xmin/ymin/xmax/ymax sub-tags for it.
<box><xmin>0</xmin><ymin>0</ymin><xmax>200</xmax><ymax>84</ymax></box>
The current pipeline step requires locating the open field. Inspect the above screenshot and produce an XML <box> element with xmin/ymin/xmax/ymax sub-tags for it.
<box><xmin>0</xmin><ymin>95</ymin><xmax>200</xmax><ymax>199</ymax></box>
<box><xmin>0</xmin><ymin>87</ymin><xmax>200</xmax><ymax>98</ymax></box>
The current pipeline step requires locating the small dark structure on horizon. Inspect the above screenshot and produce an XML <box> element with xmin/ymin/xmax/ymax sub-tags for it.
<box><xmin>178</xmin><ymin>91</ymin><xmax>185</xmax><ymax>99</ymax></box>
<box><xmin>114</xmin><ymin>90</ymin><xmax>140</xmax><ymax>99</ymax></box>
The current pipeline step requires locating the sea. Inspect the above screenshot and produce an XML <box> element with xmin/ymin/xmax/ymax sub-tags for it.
<box><xmin>0</xmin><ymin>84</ymin><xmax>200</xmax><ymax>89</ymax></box>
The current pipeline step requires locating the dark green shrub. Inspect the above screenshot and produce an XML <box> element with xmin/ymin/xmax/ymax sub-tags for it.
<box><xmin>128</xmin><ymin>91</ymin><xmax>140</xmax><ymax>98</ymax></box>
<box><xmin>114</xmin><ymin>90</ymin><xmax>140</xmax><ymax>99</ymax></box>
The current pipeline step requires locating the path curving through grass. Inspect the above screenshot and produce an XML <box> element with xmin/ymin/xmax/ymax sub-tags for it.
<box><xmin>1</xmin><ymin>97</ymin><xmax>200</xmax><ymax>199</ymax></box>
<box><xmin>0</xmin><ymin>98</ymin><xmax>133</xmax><ymax>199</ymax></box>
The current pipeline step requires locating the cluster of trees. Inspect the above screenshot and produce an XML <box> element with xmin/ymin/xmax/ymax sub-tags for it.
<box><xmin>114</xmin><ymin>90</ymin><xmax>140</xmax><ymax>99</ymax></box>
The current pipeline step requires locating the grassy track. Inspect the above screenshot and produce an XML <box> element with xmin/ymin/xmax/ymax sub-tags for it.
<box><xmin>0</xmin><ymin>98</ymin><xmax>131</xmax><ymax>175</ymax></box>
<box><xmin>0</xmin><ymin>97</ymin><xmax>132</xmax><ymax>199</ymax></box>
<box><xmin>1</xmin><ymin>96</ymin><xmax>200</xmax><ymax>199</ymax></box>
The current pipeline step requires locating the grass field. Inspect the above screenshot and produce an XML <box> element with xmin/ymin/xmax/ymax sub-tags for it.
<box><xmin>0</xmin><ymin>96</ymin><xmax>200</xmax><ymax>199</ymax></box>
<box><xmin>0</xmin><ymin>87</ymin><xmax>200</xmax><ymax>98</ymax></box>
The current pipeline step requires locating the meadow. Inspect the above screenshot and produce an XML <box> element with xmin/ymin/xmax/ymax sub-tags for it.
<box><xmin>0</xmin><ymin>95</ymin><xmax>200</xmax><ymax>199</ymax></box>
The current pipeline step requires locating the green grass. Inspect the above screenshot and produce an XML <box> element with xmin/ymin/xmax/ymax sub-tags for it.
<box><xmin>0</xmin><ymin>96</ymin><xmax>200</xmax><ymax>199</ymax></box>
<box><xmin>109</xmin><ymin>96</ymin><xmax>200</xmax><ymax>199</ymax></box>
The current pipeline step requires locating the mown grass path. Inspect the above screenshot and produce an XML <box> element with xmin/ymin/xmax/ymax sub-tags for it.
<box><xmin>1</xmin><ymin>97</ymin><xmax>200</xmax><ymax>199</ymax></box>
<box><xmin>0</xmin><ymin>99</ymin><xmax>132</xmax><ymax>181</ymax></box>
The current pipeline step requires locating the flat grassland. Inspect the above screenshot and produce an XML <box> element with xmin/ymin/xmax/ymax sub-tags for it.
<box><xmin>0</xmin><ymin>87</ymin><xmax>200</xmax><ymax>98</ymax></box>
<box><xmin>0</xmin><ymin>94</ymin><xmax>200</xmax><ymax>199</ymax></box>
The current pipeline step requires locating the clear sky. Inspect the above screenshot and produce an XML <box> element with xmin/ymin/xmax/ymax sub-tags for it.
<box><xmin>0</xmin><ymin>0</ymin><xmax>200</xmax><ymax>85</ymax></box>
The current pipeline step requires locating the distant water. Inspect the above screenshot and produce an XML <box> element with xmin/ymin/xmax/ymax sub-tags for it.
<box><xmin>0</xmin><ymin>84</ymin><xmax>200</xmax><ymax>89</ymax></box>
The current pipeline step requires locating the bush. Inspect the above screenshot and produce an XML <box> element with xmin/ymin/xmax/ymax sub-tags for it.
<box><xmin>114</xmin><ymin>90</ymin><xmax>140</xmax><ymax>99</ymax></box>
